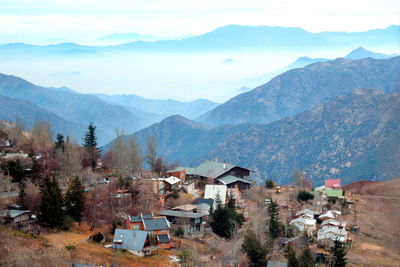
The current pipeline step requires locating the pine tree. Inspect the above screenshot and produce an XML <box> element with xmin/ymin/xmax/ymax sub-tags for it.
<box><xmin>82</xmin><ymin>122</ymin><xmax>100</xmax><ymax>170</ymax></box>
<box><xmin>268</xmin><ymin>200</ymin><xmax>282</xmax><ymax>239</ymax></box>
<box><xmin>285</xmin><ymin>245</ymin><xmax>299</xmax><ymax>267</ymax></box>
<box><xmin>55</xmin><ymin>134</ymin><xmax>65</xmax><ymax>152</ymax></box>
<box><xmin>241</xmin><ymin>230</ymin><xmax>268</xmax><ymax>267</ymax></box>
<box><xmin>17</xmin><ymin>182</ymin><xmax>27</xmax><ymax>210</ymax></box>
<box><xmin>210</xmin><ymin>204</ymin><xmax>236</xmax><ymax>238</ymax></box>
<box><xmin>330</xmin><ymin>240</ymin><xmax>347</xmax><ymax>267</ymax></box>
<box><xmin>37</xmin><ymin>176</ymin><xmax>65</xmax><ymax>228</ymax></box>
<box><xmin>299</xmin><ymin>247</ymin><xmax>315</xmax><ymax>267</ymax></box>
<box><xmin>64</xmin><ymin>176</ymin><xmax>86</xmax><ymax>224</ymax></box>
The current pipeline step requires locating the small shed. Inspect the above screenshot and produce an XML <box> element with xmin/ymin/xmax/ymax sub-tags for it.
<box><xmin>0</xmin><ymin>210</ymin><xmax>31</xmax><ymax>224</ymax></box>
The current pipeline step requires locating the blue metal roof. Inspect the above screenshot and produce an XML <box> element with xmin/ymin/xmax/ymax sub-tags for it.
<box><xmin>157</xmin><ymin>234</ymin><xmax>171</xmax><ymax>243</ymax></box>
<box><xmin>195</xmin><ymin>198</ymin><xmax>214</xmax><ymax>207</ymax></box>
<box><xmin>143</xmin><ymin>217</ymin><xmax>170</xmax><ymax>231</ymax></box>
<box><xmin>113</xmin><ymin>229</ymin><xmax>148</xmax><ymax>251</ymax></box>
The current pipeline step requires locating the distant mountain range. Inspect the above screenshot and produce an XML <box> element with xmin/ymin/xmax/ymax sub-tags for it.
<box><xmin>123</xmin><ymin>89</ymin><xmax>400</xmax><ymax>185</ymax></box>
<box><xmin>0</xmin><ymin>95</ymin><xmax>88</xmax><ymax>141</ymax></box>
<box><xmin>200</xmin><ymin>56</ymin><xmax>400</xmax><ymax>126</ymax></box>
<box><xmin>0</xmin><ymin>25</ymin><xmax>398</xmax><ymax>56</ymax></box>
<box><xmin>96</xmin><ymin>33</ymin><xmax>195</xmax><ymax>45</ymax></box>
<box><xmin>0</xmin><ymin>73</ymin><xmax>219</xmax><ymax>144</ymax></box>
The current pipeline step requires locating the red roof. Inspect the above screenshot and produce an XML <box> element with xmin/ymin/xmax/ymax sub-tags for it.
<box><xmin>325</xmin><ymin>179</ymin><xmax>341</xmax><ymax>189</ymax></box>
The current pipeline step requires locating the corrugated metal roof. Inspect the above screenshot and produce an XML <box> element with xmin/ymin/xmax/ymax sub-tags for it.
<box><xmin>158</xmin><ymin>210</ymin><xmax>206</xmax><ymax>219</ymax></box>
<box><xmin>217</xmin><ymin>175</ymin><xmax>252</xmax><ymax>185</ymax></box>
<box><xmin>321</xmin><ymin>189</ymin><xmax>344</xmax><ymax>198</ymax></box>
<box><xmin>143</xmin><ymin>217</ymin><xmax>170</xmax><ymax>231</ymax></box>
<box><xmin>0</xmin><ymin>210</ymin><xmax>30</xmax><ymax>218</ymax></box>
<box><xmin>113</xmin><ymin>229</ymin><xmax>148</xmax><ymax>251</ymax></box>
<box><xmin>130</xmin><ymin>215</ymin><xmax>142</xmax><ymax>223</ymax></box>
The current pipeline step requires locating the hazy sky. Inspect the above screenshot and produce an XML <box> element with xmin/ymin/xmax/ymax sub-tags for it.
<box><xmin>1</xmin><ymin>0</ymin><xmax>399</xmax><ymax>43</ymax></box>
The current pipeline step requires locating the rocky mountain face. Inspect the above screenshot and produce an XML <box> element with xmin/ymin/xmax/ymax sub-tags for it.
<box><xmin>200</xmin><ymin>56</ymin><xmax>400</xmax><ymax>127</ymax></box>
<box><xmin>126</xmin><ymin>90</ymin><xmax>400</xmax><ymax>185</ymax></box>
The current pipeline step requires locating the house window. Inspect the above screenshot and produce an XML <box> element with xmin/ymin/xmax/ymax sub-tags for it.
<box><xmin>133</xmin><ymin>225</ymin><xmax>139</xmax><ymax>230</ymax></box>
<box><xmin>161</xmin><ymin>229</ymin><xmax>166</xmax><ymax>232</ymax></box>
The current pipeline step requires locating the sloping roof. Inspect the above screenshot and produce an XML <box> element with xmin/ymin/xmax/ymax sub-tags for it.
<box><xmin>191</xmin><ymin>160</ymin><xmax>237</xmax><ymax>179</ymax></box>
<box><xmin>0</xmin><ymin>210</ymin><xmax>30</xmax><ymax>218</ymax></box>
<box><xmin>172</xmin><ymin>204</ymin><xmax>197</xmax><ymax>212</ymax></box>
<box><xmin>164</xmin><ymin>176</ymin><xmax>181</xmax><ymax>185</ymax></box>
<box><xmin>217</xmin><ymin>175</ymin><xmax>252</xmax><ymax>185</ymax></box>
<box><xmin>157</xmin><ymin>234</ymin><xmax>171</xmax><ymax>243</ymax></box>
<box><xmin>290</xmin><ymin>217</ymin><xmax>316</xmax><ymax>226</ymax></box>
<box><xmin>166</xmin><ymin>167</ymin><xmax>187</xmax><ymax>173</ymax></box>
<box><xmin>158</xmin><ymin>210</ymin><xmax>205</xmax><ymax>219</ymax></box>
<box><xmin>142</xmin><ymin>213</ymin><xmax>154</xmax><ymax>219</ymax></box>
<box><xmin>195</xmin><ymin>198</ymin><xmax>214</xmax><ymax>207</ymax></box>
<box><xmin>267</xmin><ymin>261</ymin><xmax>288</xmax><ymax>267</ymax></box>
<box><xmin>143</xmin><ymin>217</ymin><xmax>170</xmax><ymax>231</ymax></box>
<box><xmin>325</xmin><ymin>179</ymin><xmax>341</xmax><ymax>189</ymax></box>
<box><xmin>204</xmin><ymin>185</ymin><xmax>227</xmax><ymax>204</ymax></box>
<box><xmin>321</xmin><ymin>189</ymin><xmax>344</xmax><ymax>199</ymax></box>
<box><xmin>130</xmin><ymin>215</ymin><xmax>142</xmax><ymax>223</ymax></box>
<box><xmin>113</xmin><ymin>229</ymin><xmax>148</xmax><ymax>251</ymax></box>
<box><xmin>295</xmin><ymin>209</ymin><xmax>314</xmax><ymax>218</ymax></box>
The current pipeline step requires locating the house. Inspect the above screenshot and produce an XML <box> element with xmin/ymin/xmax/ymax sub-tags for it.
<box><xmin>196</xmin><ymin>203</ymin><xmax>212</xmax><ymax>215</ymax></box>
<box><xmin>195</xmin><ymin>198</ymin><xmax>214</xmax><ymax>215</ymax></box>
<box><xmin>204</xmin><ymin>184</ymin><xmax>227</xmax><ymax>208</ymax></box>
<box><xmin>319</xmin><ymin>210</ymin><xmax>341</xmax><ymax>221</ymax></box>
<box><xmin>317</xmin><ymin>227</ymin><xmax>348</xmax><ymax>243</ymax></box>
<box><xmin>158</xmin><ymin>210</ymin><xmax>206</xmax><ymax>234</ymax></box>
<box><xmin>165</xmin><ymin>167</ymin><xmax>195</xmax><ymax>180</ymax></box>
<box><xmin>321</xmin><ymin>219</ymin><xmax>346</xmax><ymax>229</ymax></box>
<box><xmin>126</xmin><ymin>213</ymin><xmax>153</xmax><ymax>230</ymax></box>
<box><xmin>163</xmin><ymin>176</ymin><xmax>181</xmax><ymax>193</ymax></box>
<box><xmin>0</xmin><ymin>210</ymin><xmax>31</xmax><ymax>224</ymax></box>
<box><xmin>188</xmin><ymin>160</ymin><xmax>251</xmax><ymax>182</ymax></box>
<box><xmin>325</xmin><ymin>179</ymin><xmax>341</xmax><ymax>189</ymax></box>
<box><xmin>295</xmin><ymin>209</ymin><xmax>315</xmax><ymax>219</ymax></box>
<box><xmin>290</xmin><ymin>217</ymin><xmax>316</xmax><ymax>234</ymax></box>
<box><xmin>267</xmin><ymin>260</ymin><xmax>288</xmax><ymax>267</ymax></box>
<box><xmin>217</xmin><ymin>175</ymin><xmax>252</xmax><ymax>191</ymax></box>
<box><xmin>182</xmin><ymin>180</ymin><xmax>196</xmax><ymax>194</ymax></box>
<box><xmin>321</xmin><ymin>189</ymin><xmax>345</xmax><ymax>200</ymax></box>
<box><xmin>113</xmin><ymin>229</ymin><xmax>149</xmax><ymax>256</ymax></box>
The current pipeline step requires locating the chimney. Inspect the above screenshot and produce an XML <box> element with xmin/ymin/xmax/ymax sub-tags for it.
<box><xmin>223</xmin><ymin>163</ymin><xmax>227</xmax><ymax>170</ymax></box>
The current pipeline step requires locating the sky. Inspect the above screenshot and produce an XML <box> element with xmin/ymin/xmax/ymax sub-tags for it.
<box><xmin>0</xmin><ymin>0</ymin><xmax>399</xmax><ymax>44</ymax></box>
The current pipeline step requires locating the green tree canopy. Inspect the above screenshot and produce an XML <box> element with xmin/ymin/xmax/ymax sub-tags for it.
<box><xmin>64</xmin><ymin>176</ymin><xmax>86</xmax><ymax>223</ymax></box>
<box><xmin>37</xmin><ymin>176</ymin><xmax>64</xmax><ymax>228</ymax></box>
<box><xmin>241</xmin><ymin>230</ymin><xmax>268</xmax><ymax>267</ymax></box>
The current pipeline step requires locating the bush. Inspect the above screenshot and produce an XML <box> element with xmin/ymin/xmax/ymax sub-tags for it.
<box><xmin>65</xmin><ymin>245</ymin><xmax>76</xmax><ymax>252</ymax></box>
<box><xmin>90</xmin><ymin>232</ymin><xmax>104</xmax><ymax>243</ymax></box>
<box><xmin>174</xmin><ymin>226</ymin><xmax>185</xmax><ymax>237</ymax></box>
<box><xmin>297</xmin><ymin>190</ymin><xmax>314</xmax><ymax>201</ymax></box>
<box><xmin>170</xmin><ymin>189</ymin><xmax>180</xmax><ymax>199</ymax></box>
<box><xmin>265</xmin><ymin>179</ymin><xmax>275</xmax><ymax>188</ymax></box>
<box><xmin>61</xmin><ymin>215</ymin><xmax>74</xmax><ymax>231</ymax></box>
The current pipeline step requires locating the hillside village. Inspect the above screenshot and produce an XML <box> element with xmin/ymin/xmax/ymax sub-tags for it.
<box><xmin>1</xmin><ymin>119</ymin><xmax>399</xmax><ymax>267</ymax></box>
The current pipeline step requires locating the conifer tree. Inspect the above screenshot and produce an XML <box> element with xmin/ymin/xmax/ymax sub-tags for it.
<box><xmin>17</xmin><ymin>182</ymin><xmax>27</xmax><ymax>210</ymax></box>
<box><xmin>241</xmin><ymin>229</ymin><xmax>268</xmax><ymax>266</ymax></box>
<box><xmin>82</xmin><ymin>122</ymin><xmax>100</xmax><ymax>170</ymax></box>
<box><xmin>330</xmin><ymin>240</ymin><xmax>347</xmax><ymax>267</ymax></box>
<box><xmin>64</xmin><ymin>176</ymin><xmax>86</xmax><ymax>224</ymax></box>
<box><xmin>285</xmin><ymin>245</ymin><xmax>299</xmax><ymax>267</ymax></box>
<box><xmin>37</xmin><ymin>176</ymin><xmax>64</xmax><ymax>228</ymax></box>
<box><xmin>299</xmin><ymin>247</ymin><xmax>315</xmax><ymax>267</ymax></box>
<box><xmin>55</xmin><ymin>133</ymin><xmax>65</xmax><ymax>152</ymax></box>
<box><xmin>268</xmin><ymin>200</ymin><xmax>282</xmax><ymax>239</ymax></box>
